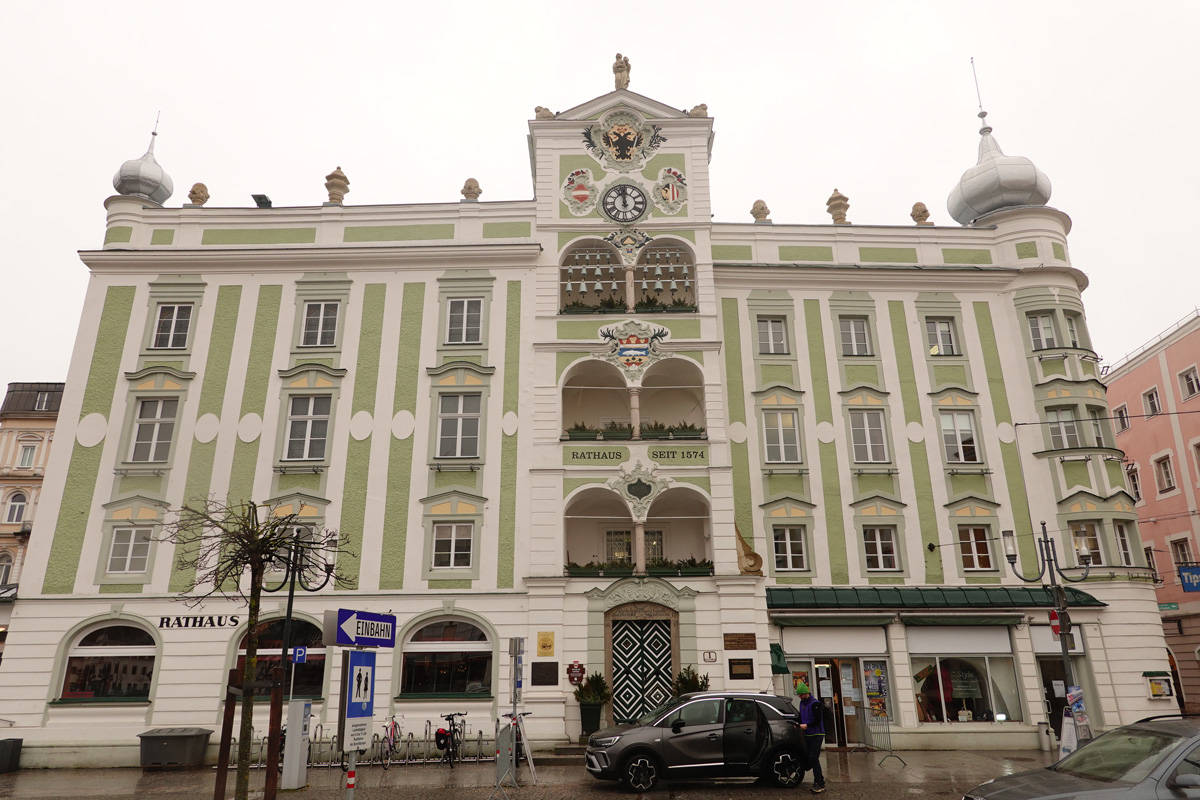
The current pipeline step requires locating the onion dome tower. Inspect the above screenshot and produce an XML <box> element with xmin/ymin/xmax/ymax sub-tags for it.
<box><xmin>112</xmin><ymin>131</ymin><xmax>174</xmax><ymax>205</ymax></box>
<box><xmin>947</xmin><ymin>111</ymin><xmax>1051</xmax><ymax>225</ymax></box>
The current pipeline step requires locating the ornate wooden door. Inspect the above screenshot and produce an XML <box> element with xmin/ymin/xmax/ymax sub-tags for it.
<box><xmin>611</xmin><ymin>619</ymin><xmax>673</xmax><ymax>723</ymax></box>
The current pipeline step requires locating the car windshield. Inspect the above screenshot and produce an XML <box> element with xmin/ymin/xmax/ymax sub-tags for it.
<box><xmin>1052</xmin><ymin>727</ymin><xmax>1188</xmax><ymax>784</ymax></box>
<box><xmin>636</xmin><ymin>698</ymin><xmax>687</xmax><ymax>726</ymax></box>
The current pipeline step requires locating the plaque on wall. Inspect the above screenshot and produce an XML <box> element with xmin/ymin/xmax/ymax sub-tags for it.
<box><xmin>531</xmin><ymin>662</ymin><xmax>559</xmax><ymax>686</ymax></box>
<box><xmin>723</xmin><ymin>633</ymin><xmax>757</xmax><ymax>651</ymax></box>
<box><xmin>728</xmin><ymin>658</ymin><xmax>755</xmax><ymax>680</ymax></box>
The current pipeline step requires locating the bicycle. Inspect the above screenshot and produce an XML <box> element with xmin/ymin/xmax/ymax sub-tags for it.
<box><xmin>436</xmin><ymin>712</ymin><xmax>467</xmax><ymax>768</ymax></box>
<box><xmin>380</xmin><ymin>714</ymin><xmax>402</xmax><ymax>769</ymax></box>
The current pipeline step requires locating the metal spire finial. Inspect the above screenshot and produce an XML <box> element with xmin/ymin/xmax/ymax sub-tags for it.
<box><xmin>970</xmin><ymin>58</ymin><xmax>992</xmax><ymax>135</ymax></box>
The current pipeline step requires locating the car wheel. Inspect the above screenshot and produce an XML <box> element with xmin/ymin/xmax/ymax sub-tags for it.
<box><xmin>765</xmin><ymin>748</ymin><xmax>803</xmax><ymax>787</ymax></box>
<box><xmin>620</xmin><ymin>752</ymin><xmax>661</xmax><ymax>793</ymax></box>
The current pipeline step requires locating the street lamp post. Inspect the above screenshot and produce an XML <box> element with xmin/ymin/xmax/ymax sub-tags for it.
<box><xmin>264</xmin><ymin>527</ymin><xmax>335</xmax><ymax>692</ymax></box>
<box><xmin>1001</xmin><ymin>522</ymin><xmax>1092</xmax><ymax>739</ymax></box>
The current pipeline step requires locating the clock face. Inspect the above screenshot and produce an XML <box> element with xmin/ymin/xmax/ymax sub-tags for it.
<box><xmin>602</xmin><ymin>183</ymin><xmax>648</xmax><ymax>223</ymax></box>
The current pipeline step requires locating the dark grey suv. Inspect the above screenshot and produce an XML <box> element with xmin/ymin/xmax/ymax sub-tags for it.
<box><xmin>585</xmin><ymin>691</ymin><xmax>807</xmax><ymax>792</ymax></box>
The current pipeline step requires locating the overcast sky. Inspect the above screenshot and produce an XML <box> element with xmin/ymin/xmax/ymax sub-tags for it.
<box><xmin>2</xmin><ymin>1</ymin><xmax>1196</xmax><ymax>394</ymax></box>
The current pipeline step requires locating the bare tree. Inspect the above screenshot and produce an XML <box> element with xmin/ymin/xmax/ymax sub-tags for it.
<box><xmin>161</xmin><ymin>498</ymin><xmax>352</xmax><ymax>800</ymax></box>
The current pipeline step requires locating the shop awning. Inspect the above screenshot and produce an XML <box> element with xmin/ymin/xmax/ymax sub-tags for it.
<box><xmin>774</xmin><ymin>615</ymin><xmax>895</xmax><ymax>627</ymax></box>
<box><xmin>767</xmin><ymin>586</ymin><xmax>1106</xmax><ymax>610</ymax></box>
<box><xmin>769</xmin><ymin>643</ymin><xmax>790</xmax><ymax>674</ymax></box>
<box><xmin>900</xmin><ymin>614</ymin><xmax>1024</xmax><ymax>626</ymax></box>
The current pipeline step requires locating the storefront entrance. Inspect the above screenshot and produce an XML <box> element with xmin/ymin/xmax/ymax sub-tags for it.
<box><xmin>788</xmin><ymin>656</ymin><xmax>889</xmax><ymax>747</ymax></box>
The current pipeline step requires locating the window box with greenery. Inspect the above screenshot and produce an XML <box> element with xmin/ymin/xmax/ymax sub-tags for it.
<box><xmin>645</xmin><ymin>557</ymin><xmax>714</xmax><ymax>576</ymax></box>
<box><xmin>564</xmin><ymin>422</ymin><xmax>602</xmax><ymax>440</ymax></box>
<box><xmin>602</xmin><ymin>421</ymin><xmax>634</xmax><ymax>440</ymax></box>
<box><xmin>640</xmin><ymin>421</ymin><xmax>706</xmax><ymax>440</ymax></box>
<box><xmin>635</xmin><ymin>295</ymin><xmax>665</xmax><ymax>313</ymax></box>
<box><xmin>663</xmin><ymin>297</ymin><xmax>698</xmax><ymax>313</ymax></box>
<box><xmin>574</xmin><ymin>671</ymin><xmax>612</xmax><ymax>738</ymax></box>
<box><xmin>561</xmin><ymin>300</ymin><xmax>600</xmax><ymax>315</ymax></box>
<box><xmin>565</xmin><ymin>561</ymin><xmax>636</xmax><ymax>577</ymax></box>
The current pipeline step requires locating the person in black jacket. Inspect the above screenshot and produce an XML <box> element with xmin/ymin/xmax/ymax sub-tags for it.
<box><xmin>795</xmin><ymin>683</ymin><xmax>827</xmax><ymax>793</ymax></box>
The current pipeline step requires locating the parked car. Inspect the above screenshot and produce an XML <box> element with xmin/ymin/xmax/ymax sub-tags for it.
<box><xmin>962</xmin><ymin>715</ymin><xmax>1200</xmax><ymax>800</ymax></box>
<box><xmin>585</xmin><ymin>691</ymin><xmax>807</xmax><ymax>792</ymax></box>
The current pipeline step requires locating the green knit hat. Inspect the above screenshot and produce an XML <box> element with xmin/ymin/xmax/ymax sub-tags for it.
<box><xmin>795</xmin><ymin>682</ymin><xmax>809</xmax><ymax>695</ymax></box>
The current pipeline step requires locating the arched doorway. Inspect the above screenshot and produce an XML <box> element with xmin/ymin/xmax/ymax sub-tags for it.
<box><xmin>606</xmin><ymin>602</ymin><xmax>679</xmax><ymax>723</ymax></box>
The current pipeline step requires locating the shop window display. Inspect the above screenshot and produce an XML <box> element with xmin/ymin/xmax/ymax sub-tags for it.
<box><xmin>400</xmin><ymin>619</ymin><xmax>492</xmax><ymax>696</ymax></box>
<box><xmin>910</xmin><ymin>655</ymin><xmax>1022</xmax><ymax>723</ymax></box>
<box><xmin>62</xmin><ymin>624</ymin><xmax>156</xmax><ymax>699</ymax></box>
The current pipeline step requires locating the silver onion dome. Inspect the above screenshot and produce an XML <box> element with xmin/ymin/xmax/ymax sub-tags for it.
<box><xmin>947</xmin><ymin>112</ymin><xmax>1050</xmax><ymax>225</ymax></box>
<box><xmin>113</xmin><ymin>132</ymin><xmax>174</xmax><ymax>205</ymax></box>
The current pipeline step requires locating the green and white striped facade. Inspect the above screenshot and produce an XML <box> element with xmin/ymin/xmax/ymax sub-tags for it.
<box><xmin>0</xmin><ymin>87</ymin><xmax>1169</xmax><ymax>764</ymax></box>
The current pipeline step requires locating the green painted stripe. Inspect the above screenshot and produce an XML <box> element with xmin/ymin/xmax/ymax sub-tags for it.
<box><xmin>483</xmin><ymin>222</ymin><xmax>531</xmax><ymax>239</ymax></box>
<box><xmin>803</xmin><ymin>300</ymin><xmax>833</xmax><ymax>424</ymax></box>
<box><xmin>779</xmin><ymin>245</ymin><xmax>833</xmax><ymax>262</ymax></box>
<box><xmin>1052</xmin><ymin>242</ymin><xmax>1066</xmax><ymax>260</ymax></box>
<box><xmin>226</xmin><ymin>286</ymin><xmax>281</xmax><ymax>503</ymax></box>
<box><xmin>887</xmin><ymin>301</ymin><xmax>922</xmax><ymax>426</ymax></box>
<box><xmin>428</xmin><ymin>579</ymin><xmax>472</xmax><ymax>589</ymax></box>
<box><xmin>730</xmin><ymin>441</ymin><xmax>755</xmax><ymax>552</ymax></box>
<box><xmin>965</xmin><ymin>576</ymin><xmax>1002</xmax><ymax>584</ymax></box>
<box><xmin>43</xmin><ymin>286</ymin><xmax>136</xmax><ymax>594</ymax></box>
<box><xmin>942</xmin><ymin>248</ymin><xmax>993</xmax><ymax>265</ymax></box>
<box><xmin>98</xmin><ymin>583</ymin><xmax>144</xmax><ymax>593</ymax></box>
<box><xmin>563</xmin><ymin>477</ymin><xmax>608</xmax><ymax>497</ymax></box>
<box><xmin>202</xmin><ymin>228</ymin><xmax>316</xmax><ymax>245</ymax></box>
<box><xmin>498</xmin><ymin>281</ymin><xmax>522</xmax><ymax>589</ymax></box>
<box><xmin>380</xmin><ymin>283</ymin><xmax>425</xmax><ymax>590</ymax></box>
<box><xmin>859</xmin><ymin>247</ymin><xmax>917</xmax><ymax>264</ymax></box>
<box><xmin>104</xmin><ymin>226</ymin><xmax>132</xmax><ymax>245</ymax></box>
<box><xmin>353</xmin><ymin>286</ymin><xmax>386</xmax><ymax>415</ymax></box>
<box><xmin>1015</xmin><ymin>241</ymin><xmax>1038</xmax><ymax>259</ymax></box>
<box><xmin>143</xmin><ymin>360</ymin><xmax>184</xmax><ymax>370</ymax></box>
<box><xmin>150</xmin><ymin>229</ymin><xmax>175</xmax><ymax>245</ymax></box>
<box><xmin>713</xmin><ymin>245</ymin><xmax>753</xmax><ymax>261</ymax></box>
<box><xmin>972</xmin><ymin>301</ymin><xmax>1034</xmax><ymax>564</ymax></box>
<box><xmin>819</xmin><ymin>442</ymin><xmax>848</xmax><ymax>585</ymax></box>
<box><xmin>674</xmin><ymin>476</ymin><xmax>711</xmax><ymax>493</ymax></box>
<box><xmin>559</xmin><ymin>154</ymin><xmax>607</xmax><ymax>181</ymax></box>
<box><xmin>720</xmin><ymin>298</ymin><xmax>747</xmax><ymax>425</ymax></box>
<box><xmin>642</xmin><ymin>153</ymin><xmax>685</xmax><ymax>179</ymax></box>
<box><xmin>775</xmin><ymin>576</ymin><xmax>814</xmax><ymax>585</ymax></box>
<box><xmin>343</xmin><ymin>224</ymin><xmax>454</xmax><ymax>243</ymax></box>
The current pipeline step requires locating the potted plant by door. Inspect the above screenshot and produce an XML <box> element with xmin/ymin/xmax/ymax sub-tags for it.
<box><xmin>574</xmin><ymin>671</ymin><xmax>612</xmax><ymax>741</ymax></box>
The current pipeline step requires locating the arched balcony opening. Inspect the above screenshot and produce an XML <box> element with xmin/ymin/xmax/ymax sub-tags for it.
<box><xmin>564</xmin><ymin>487</ymin><xmax>636</xmax><ymax>576</ymax></box>
<box><xmin>644</xmin><ymin>488</ymin><xmax>713</xmax><ymax>574</ymax></box>
<box><xmin>640</xmin><ymin>358</ymin><xmax>706</xmax><ymax>439</ymax></box>
<box><xmin>559</xmin><ymin>241</ymin><xmax>622</xmax><ymax>314</ymax></box>
<box><xmin>561</xmin><ymin>360</ymin><xmax>632</xmax><ymax>440</ymax></box>
<box><xmin>635</xmin><ymin>241</ymin><xmax>696</xmax><ymax>312</ymax></box>
<box><xmin>558</xmin><ymin>239</ymin><xmax>697</xmax><ymax>314</ymax></box>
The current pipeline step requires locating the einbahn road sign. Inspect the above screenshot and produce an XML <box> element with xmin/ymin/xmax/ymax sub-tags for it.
<box><xmin>323</xmin><ymin>608</ymin><xmax>397</xmax><ymax>648</ymax></box>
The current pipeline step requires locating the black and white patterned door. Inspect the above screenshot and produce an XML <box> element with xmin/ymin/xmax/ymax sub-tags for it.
<box><xmin>611</xmin><ymin>619</ymin><xmax>673</xmax><ymax>723</ymax></box>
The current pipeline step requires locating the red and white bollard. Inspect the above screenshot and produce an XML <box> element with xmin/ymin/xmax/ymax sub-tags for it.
<box><xmin>345</xmin><ymin>749</ymin><xmax>357</xmax><ymax>800</ymax></box>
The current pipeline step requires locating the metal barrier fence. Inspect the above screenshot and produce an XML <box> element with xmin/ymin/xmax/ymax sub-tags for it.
<box><xmin>245</xmin><ymin>718</ymin><xmax>498</xmax><ymax>769</ymax></box>
<box><xmin>849</xmin><ymin>704</ymin><xmax>905</xmax><ymax>765</ymax></box>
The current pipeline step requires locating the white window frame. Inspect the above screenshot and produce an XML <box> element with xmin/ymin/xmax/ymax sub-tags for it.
<box><xmin>151</xmin><ymin>303</ymin><xmax>193</xmax><ymax>350</ymax></box>
<box><xmin>1071</xmin><ymin>522</ymin><xmax>1104</xmax><ymax>566</ymax></box>
<box><xmin>18</xmin><ymin>444</ymin><xmax>36</xmax><ymax>469</ymax></box>
<box><xmin>5</xmin><ymin>493</ymin><xmax>26</xmax><ymax>524</ymax></box>
<box><xmin>34</xmin><ymin>392</ymin><xmax>50</xmax><ymax>411</ymax></box>
<box><xmin>850</xmin><ymin>409</ymin><xmax>888</xmax><ymax>463</ymax></box>
<box><xmin>437</xmin><ymin>393</ymin><xmax>481</xmax><ymax>458</ymax></box>
<box><xmin>863</xmin><ymin>526</ymin><xmax>899</xmax><ymax>571</ymax></box>
<box><xmin>130</xmin><ymin>398</ymin><xmax>178</xmax><ymax>463</ymax></box>
<box><xmin>1155</xmin><ymin>455</ymin><xmax>1176</xmax><ymax>493</ymax></box>
<box><xmin>1181</xmin><ymin>368</ymin><xmax>1200</xmax><ymax>400</ymax></box>
<box><xmin>1127</xmin><ymin>466</ymin><xmax>1142</xmax><ymax>502</ymax></box>
<box><xmin>446</xmin><ymin>298</ymin><xmax>483</xmax><ymax>345</ymax></box>
<box><xmin>107</xmin><ymin>527</ymin><xmax>152</xmax><ymax>573</ymax></box>
<box><xmin>763</xmin><ymin>409</ymin><xmax>801</xmax><ymax>463</ymax></box>
<box><xmin>940</xmin><ymin>411</ymin><xmax>979</xmax><ymax>463</ymax></box>
<box><xmin>1065</xmin><ymin>314</ymin><xmax>1081</xmax><ymax>348</ymax></box>
<box><xmin>1115</xmin><ymin>405</ymin><xmax>1130</xmax><ymax>432</ymax></box>
<box><xmin>432</xmin><ymin>522</ymin><xmax>473</xmax><ymax>569</ymax></box>
<box><xmin>284</xmin><ymin>395</ymin><xmax>331</xmax><ymax>461</ymax></box>
<box><xmin>1145</xmin><ymin>388</ymin><xmax>1162</xmax><ymax>416</ymax></box>
<box><xmin>0</xmin><ymin>553</ymin><xmax>11</xmax><ymax>584</ymax></box>
<box><xmin>1088</xmin><ymin>408</ymin><xmax>1106</xmax><ymax>448</ymax></box>
<box><xmin>1028</xmin><ymin>314</ymin><xmax>1056</xmax><ymax>350</ymax></box>
<box><xmin>840</xmin><ymin>317</ymin><xmax>872</xmax><ymax>356</ymax></box>
<box><xmin>301</xmin><ymin>301</ymin><xmax>339</xmax><ymax>347</ymax></box>
<box><xmin>1114</xmin><ymin>522</ymin><xmax>1134</xmax><ymax>567</ymax></box>
<box><xmin>957</xmin><ymin>525</ymin><xmax>994</xmax><ymax>570</ymax></box>
<box><xmin>1047</xmin><ymin>408</ymin><xmax>1081</xmax><ymax>449</ymax></box>
<box><xmin>1171</xmin><ymin>538</ymin><xmax>1194</xmax><ymax>568</ymax></box>
<box><xmin>773</xmin><ymin>525</ymin><xmax>808</xmax><ymax>571</ymax></box>
<box><xmin>926</xmin><ymin>318</ymin><xmax>959</xmax><ymax>356</ymax></box>
<box><xmin>757</xmin><ymin>317</ymin><xmax>788</xmax><ymax>355</ymax></box>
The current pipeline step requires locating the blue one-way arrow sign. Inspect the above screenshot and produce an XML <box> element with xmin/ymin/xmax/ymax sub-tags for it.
<box><xmin>322</xmin><ymin>608</ymin><xmax>397</xmax><ymax>648</ymax></box>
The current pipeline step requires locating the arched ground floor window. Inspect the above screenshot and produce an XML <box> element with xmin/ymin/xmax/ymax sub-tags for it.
<box><xmin>400</xmin><ymin>619</ymin><xmax>491</xmax><ymax>697</ymax></box>
<box><xmin>237</xmin><ymin>618</ymin><xmax>326</xmax><ymax>698</ymax></box>
<box><xmin>62</xmin><ymin>624</ymin><xmax>156</xmax><ymax>700</ymax></box>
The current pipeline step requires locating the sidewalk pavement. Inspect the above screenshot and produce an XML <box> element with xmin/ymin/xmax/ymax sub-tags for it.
<box><xmin>0</xmin><ymin>749</ymin><xmax>1058</xmax><ymax>800</ymax></box>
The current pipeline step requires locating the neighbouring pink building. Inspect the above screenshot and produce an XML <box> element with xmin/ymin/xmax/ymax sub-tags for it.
<box><xmin>1105</xmin><ymin>310</ymin><xmax>1200</xmax><ymax>709</ymax></box>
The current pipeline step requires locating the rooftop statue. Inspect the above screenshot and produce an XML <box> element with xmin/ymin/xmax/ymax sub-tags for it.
<box><xmin>750</xmin><ymin>199</ymin><xmax>770</xmax><ymax>222</ymax></box>
<box><xmin>187</xmin><ymin>182</ymin><xmax>209</xmax><ymax>207</ymax></box>
<box><xmin>687</xmin><ymin>104</ymin><xmax>708</xmax><ymax>117</ymax></box>
<box><xmin>461</xmin><ymin>178</ymin><xmax>482</xmax><ymax>201</ymax></box>
<box><xmin>325</xmin><ymin>166</ymin><xmax>350</xmax><ymax>205</ymax></box>
<box><xmin>911</xmin><ymin>201</ymin><xmax>932</xmax><ymax>226</ymax></box>
<box><xmin>827</xmin><ymin>188</ymin><xmax>850</xmax><ymax>224</ymax></box>
<box><xmin>613</xmin><ymin>53</ymin><xmax>630</xmax><ymax>90</ymax></box>
<box><xmin>534</xmin><ymin>106</ymin><xmax>555</xmax><ymax>120</ymax></box>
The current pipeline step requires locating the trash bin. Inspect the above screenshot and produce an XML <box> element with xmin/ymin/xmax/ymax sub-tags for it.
<box><xmin>1037</xmin><ymin>721</ymin><xmax>1052</xmax><ymax>752</ymax></box>
<box><xmin>137</xmin><ymin>728</ymin><xmax>213</xmax><ymax>770</ymax></box>
<box><xmin>0</xmin><ymin>739</ymin><xmax>21</xmax><ymax>773</ymax></box>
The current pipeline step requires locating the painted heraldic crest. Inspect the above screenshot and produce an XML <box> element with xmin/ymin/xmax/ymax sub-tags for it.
<box><xmin>562</xmin><ymin>168</ymin><xmax>599</xmax><ymax>216</ymax></box>
<box><xmin>582</xmin><ymin>109</ymin><xmax>666</xmax><ymax>172</ymax></box>
<box><xmin>598</xmin><ymin>320</ymin><xmax>671</xmax><ymax>379</ymax></box>
<box><xmin>652</xmin><ymin>167</ymin><xmax>687</xmax><ymax>215</ymax></box>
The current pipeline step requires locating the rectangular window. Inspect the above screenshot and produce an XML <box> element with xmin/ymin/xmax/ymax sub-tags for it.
<box><xmin>940</xmin><ymin>411</ymin><xmax>979</xmax><ymax>462</ymax></box>
<box><xmin>850</xmin><ymin>410</ymin><xmax>888</xmax><ymax>462</ymax></box>
<box><xmin>1071</xmin><ymin>522</ymin><xmax>1103</xmax><ymax>566</ymax></box>
<box><xmin>1028</xmin><ymin>314</ymin><xmax>1056</xmax><ymax>350</ymax></box>
<box><xmin>18</xmin><ymin>445</ymin><xmax>35</xmax><ymax>469</ymax></box>
<box><xmin>432</xmin><ymin>522</ymin><xmax>473</xmax><ymax>568</ymax></box>
<box><xmin>1127</xmin><ymin>467</ymin><xmax>1142</xmax><ymax>502</ymax></box>
<box><xmin>1144</xmin><ymin>388</ymin><xmax>1162</xmax><ymax>417</ymax></box>
<box><xmin>763</xmin><ymin>410</ymin><xmax>801</xmax><ymax>463</ymax></box>
<box><xmin>910</xmin><ymin>655</ymin><xmax>1023</xmax><ymax>723</ymax></box>
<box><xmin>1115</xmin><ymin>405</ymin><xmax>1130</xmax><ymax>432</ymax></box>
<box><xmin>1155</xmin><ymin>456</ymin><xmax>1176</xmax><ymax>492</ymax></box>
<box><xmin>1114</xmin><ymin>522</ymin><xmax>1134</xmax><ymax>567</ymax></box>
<box><xmin>1065</xmin><ymin>314</ymin><xmax>1080</xmax><ymax>348</ymax></box>
<box><xmin>1171</xmin><ymin>538</ymin><xmax>1194</xmax><ymax>568</ymax></box>
<box><xmin>438</xmin><ymin>394</ymin><xmax>481</xmax><ymax>458</ymax></box>
<box><xmin>1181</xmin><ymin>368</ymin><xmax>1200</xmax><ymax>399</ymax></box>
<box><xmin>957</xmin><ymin>526</ymin><xmax>993</xmax><ymax>570</ymax></box>
<box><xmin>606</xmin><ymin>530</ymin><xmax>632</xmax><ymax>563</ymax></box>
<box><xmin>839</xmin><ymin>317</ymin><xmax>872</xmax><ymax>356</ymax></box>
<box><xmin>645</xmin><ymin>531</ymin><xmax>664</xmax><ymax>562</ymax></box>
<box><xmin>446</xmin><ymin>298</ymin><xmax>483</xmax><ymax>345</ymax></box>
<box><xmin>152</xmin><ymin>304</ymin><xmax>193</xmax><ymax>349</ymax></box>
<box><xmin>1145</xmin><ymin>547</ymin><xmax>1158</xmax><ymax>579</ymax></box>
<box><xmin>108</xmin><ymin>527</ymin><xmax>152</xmax><ymax>573</ymax></box>
<box><xmin>925</xmin><ymin>318</ymin><xmax>958</xmax><ymax>356</ymax></box>
<box><xmin>757</xmin><ymin>317</ymin><xmax>788</xmax><ymax>355</ymax></box>
<box><xmin>301</xmin><ymin>301</ymin><xmax>338</xmax><ymax>347</ymax></box>
<box><xmin>34</xmin><ymin>392</ymin><xmax>50</xmax><ymax>411</ymax></box>
<box><xmin>773</xmin><ymin>525</ymin><xmax>807</xmax><ymax>571</ymax></box>
<box><xmin>863</xmin><ymin>526</ymin><xmax>899</xmax><ymax>571</ymax></box>
<box><xmin>1088</xmin><ymin>409</ymin><xmax>1106</xmax><ymax>448</ymax></box>
<box><xmin>130</xmin><ymin>398</ymin><xmax>178</xmax><ymax>462</ymax></box>
<box><xmin>285</xmin><ymin>395</ymin><xmax>331</xmax><ymax>460</ymax></box>
<box><xmin>1047</xmin><ymin>408</ymin><xmax>1080</xmax><ymax>449</ymax></box>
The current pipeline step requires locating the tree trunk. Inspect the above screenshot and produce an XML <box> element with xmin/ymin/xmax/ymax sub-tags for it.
<box><xmin>235</xmin><ymin>570</ymin><xmax>262</xmax><ymax>800</ymax></box>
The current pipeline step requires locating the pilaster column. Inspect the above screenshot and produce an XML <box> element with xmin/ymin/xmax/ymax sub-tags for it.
<box><xmin>624</xmin><ymin>264</ymin><xmax>637</xmax><ymax>312</ymax></box>
<box><xmin>634</xmin><ymin>521</ymin><xmax>646</xmax><ymax>575</ymax></box>
<box><xmin>629</xmin><ymin>387</ymin><xmax>642</xmax><ymax>440</ymax></box>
